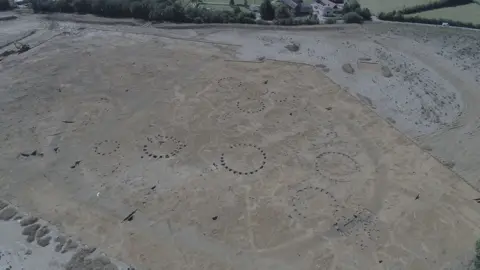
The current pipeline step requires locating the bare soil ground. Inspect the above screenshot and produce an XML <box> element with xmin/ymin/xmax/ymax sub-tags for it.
<box><xmin>1</xmin><ymin>13</ymin><xmax>480</xmax><ymax>270</ymax></box>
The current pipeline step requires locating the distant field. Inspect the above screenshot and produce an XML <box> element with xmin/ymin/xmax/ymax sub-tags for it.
<box><xmin>357</xmin><ymin>0</ymin><xmax>437</xmax><ymax>14</ymax></box>
<box><xmin>406</xmin><ymin>3</ymin><xmax>480</xmax><ymax>24</ymax></box>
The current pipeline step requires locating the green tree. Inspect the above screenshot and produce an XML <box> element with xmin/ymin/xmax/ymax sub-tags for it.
<box><xmin>56</xmin><ymin>0</ymin><xmax>75</xmax><ymax>12</ymax></box>
<box><xmin>0</xmin><ymin>0</ymin><xmax>11</xmax><ymax>10</ymax></box>
<box><xmin>243</xmin><ymin>0</ymin><xmax>247</xmax><ymax>6</ymax></box>
<box><xmin>356</xmin><ymin>7</ymin><xmax>371</xmax><ymax>20</ymax></box>
<box><xmin>342</xmin><ymin>0</ymin><xmax>359</xmax><ymax>13</ymax></box>
<box><xmin>73</xmin><ymin>0</ymin><xmax>91</xmax><ymax>13</ymax></box>
<box><xmin>130</xmin><ymin>1</ymin><xmax>149</xmax><ymax>19</ymax></box>
<box><xmin>274</xmin><ymin>4</ymin><xmax>291</xmax><ymax>19</ymax></box>
<box><xmin>103</xmin><ymin>0</ymin><xmax>124</xmax><ymax>17</ymax></box>
<box><xmin>259</xmin><ymin>0</ymin><xmax>274</xmax><ymax>20</ymax></box>
<box><xmin>325</xmin><ymin>18</ymin><xmax>336</xmax><ymax>24</ymax></box>
<box><xmin>91</xmin><ymin>0</ymin><xmax>106</xmax><ymax>15</ymax></box>
<box><xmin>229</xmin><ymin>0</ymin><xmax>234</xmax><ymax>6</ymax></box>
<box><xmin>162</xmin><ymin>5</ymin><xmax>176</xmax><ymax>21</ymax></box>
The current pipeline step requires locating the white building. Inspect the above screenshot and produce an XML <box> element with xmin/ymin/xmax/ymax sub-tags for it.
<box><xmin>312</xmin><ymin>2</ymin><xmax>334</xmax><ymax>18</ymax></box>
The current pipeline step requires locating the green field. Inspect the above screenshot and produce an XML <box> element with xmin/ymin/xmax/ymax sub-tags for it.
<box><xmin>357</xmin><ymin>0</ymin><xmax>437</xmax><ymax>14</ymax></box>
<box><xmin>406</xmin><ymin>3</ymin><xmax>480</xmax><ymax>24</ymax></box>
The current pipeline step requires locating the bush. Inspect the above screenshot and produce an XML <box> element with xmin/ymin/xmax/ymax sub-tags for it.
<box><xmin>304</xmin><ymin>17</ymin><xmax>318</xmax><ymax>25</ymax></box>
<box><xmin>343</xmin><ymin>11</ymin><xmax>363</xmax><ymax>23</ymax></box>
<box><xmin>259</xmin><ymin>0</ymin><xmax>274</xmax><ymax>20</ymax></box>
<box><xmin>277</xmin><ymin>17</ymin><xmax>294</xmax><ymax>25</ymax></box>
<box><xmin>274</xmin><ymin>4</ymin><xmax>290</xmax><ymax>19</ymax></box>
<box><xmin>31</xmin><ymin>0</ymin><xmax>57</xmax><ymax>12</ymax></box>
<box><xmin>236</xmin><ymin>11</ymin><xmax>255</xmax><ymax>23</ymax></box>
<box><xmin>324</xmin><ymin>18</ymin><xmax>336</xmax><ymax>24</ymax></box>
<box><xmin>193</xmin><ymin>16</ymin><xmax>203</xmax><ymax>23</ymax></box>
<box><xmin>0</xmin><ymin>0</ymin><xmax>11</xmax><ymax>10</ymax></box>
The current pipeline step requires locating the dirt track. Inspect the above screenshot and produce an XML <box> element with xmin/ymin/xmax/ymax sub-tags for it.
<box><xmin>1</xmin><ymin>13</ymin><xmax>480</xmax><ymax>270</ymax></box>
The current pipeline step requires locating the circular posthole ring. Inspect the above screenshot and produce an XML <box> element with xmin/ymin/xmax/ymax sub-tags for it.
<box><xmin>142</xmin><ymin>135</ymin><xmax>186</xmax><ymax>160</ymax></box>
<box><xmin>236</xmin><ymin>99</ymin><xmax>266</xmax><ymax>114</ymax></box>
<box><xmin>315</xmin><ymin>152</ymin><xmax>360</xmax><ymax>182</ymax></box>
<box><xmin>93</xmin><ymin>140</ymin><xmax>120</xmax><ymax>156</ymax></box>
<box><xmin>220</xmin><ymin>143</ymin><xmax>267</xmax><ymax>175</ymax></box>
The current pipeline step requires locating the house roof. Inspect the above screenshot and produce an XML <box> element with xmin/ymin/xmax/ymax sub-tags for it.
<box><xmin>280</xmin><ymin>0</ymin><xmax>298</xmax><ymax>9</ymax></box>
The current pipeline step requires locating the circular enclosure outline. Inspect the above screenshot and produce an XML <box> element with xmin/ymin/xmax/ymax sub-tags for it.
<box><xmin>315</xmin><ymin>151</ymin><xmax>360</xmax><ymax>182</ymax></box>
<box><xmin>220</xmin><ymin>143</ymin><xmax>267</xmax><ymax>175</ymax></box>
<box><xmin>142</xmin><ymin>135</ymin><xmax>186</xmax><ymax>159</ymax></box>
<box><xmin>270</xmin><ymin>92</ymin><xmax>300</xmax><ymax>106</ymax></box>
<box><xmin>93</xmin><ymin>140</ymin><xmax>120</xmax><ymax>156</ymax></box>
<box><xmin>236</xmin><ymin>99</ymin><xmax>266</xmax><ymax>114</ymax></box>
<box><xmin>217</xmin><ymin>77</ymin><xmax>245</xmax><ymax>90</ymax></box>
<box><xmin>289</xmin><ymin>186</ymin><xmax>342</xmax><ymax>222</ymax></box>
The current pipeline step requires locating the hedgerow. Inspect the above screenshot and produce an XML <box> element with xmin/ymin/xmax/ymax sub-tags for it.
<box><xmin>378</xmin><ymin>11</ymin><xmax>480</xmax><ymax>29</ymax></box>
<box><xmin>396</xmin><ymin>0</ymin><xmax>472</xmax><ymax>15</ymax></box>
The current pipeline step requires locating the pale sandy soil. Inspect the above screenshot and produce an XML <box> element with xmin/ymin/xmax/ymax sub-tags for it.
<box><xmin>1</xmin><ymin>14</ymin><xmax>480</xmax><ymax>270</ymax></box>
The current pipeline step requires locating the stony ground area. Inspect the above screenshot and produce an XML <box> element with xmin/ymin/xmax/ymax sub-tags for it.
<box><xmin>0</xmin><ymin>200</ymin><xmax>133</xmax><ymax>270</ymax></box>
<box><xmin>1</xmin><ymin>13</ymin><xmax>480</xmax><ymax>270</ymax></box>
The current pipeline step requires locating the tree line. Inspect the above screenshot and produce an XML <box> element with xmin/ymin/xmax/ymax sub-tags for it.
<box><xmin>8</xmin><ymin>0</ymin><xmax>373</xmax><ymax>25</ymax></box>
<box><xmin>0</xmin><ymin>0</ymin><xmax>11</xmax><ymax>10</ymax></box>
<box><xmin>378</xmin><ymin>12</ymin><xmax>480</xmax><ymax>29</ymax></box>
<box><xmin>30</xmin><ymin>0</ymin><xmax>257</xmax><ymax>24</ymax></box>
<box><xmin>377</xmin><ymin>0</ymin><xmax>479</xmax><ymax>29</ymax></box>
<box><xmin>395</xmin><ymin>0</ymin><xmax>472</xmax><ymax>15</ymax></box>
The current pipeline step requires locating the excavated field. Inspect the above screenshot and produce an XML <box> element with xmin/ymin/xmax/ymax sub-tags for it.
<box><xmin>1</xmin><ymin>14</ymin><xmax>480</xmax><ymax>270</ymax></box>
